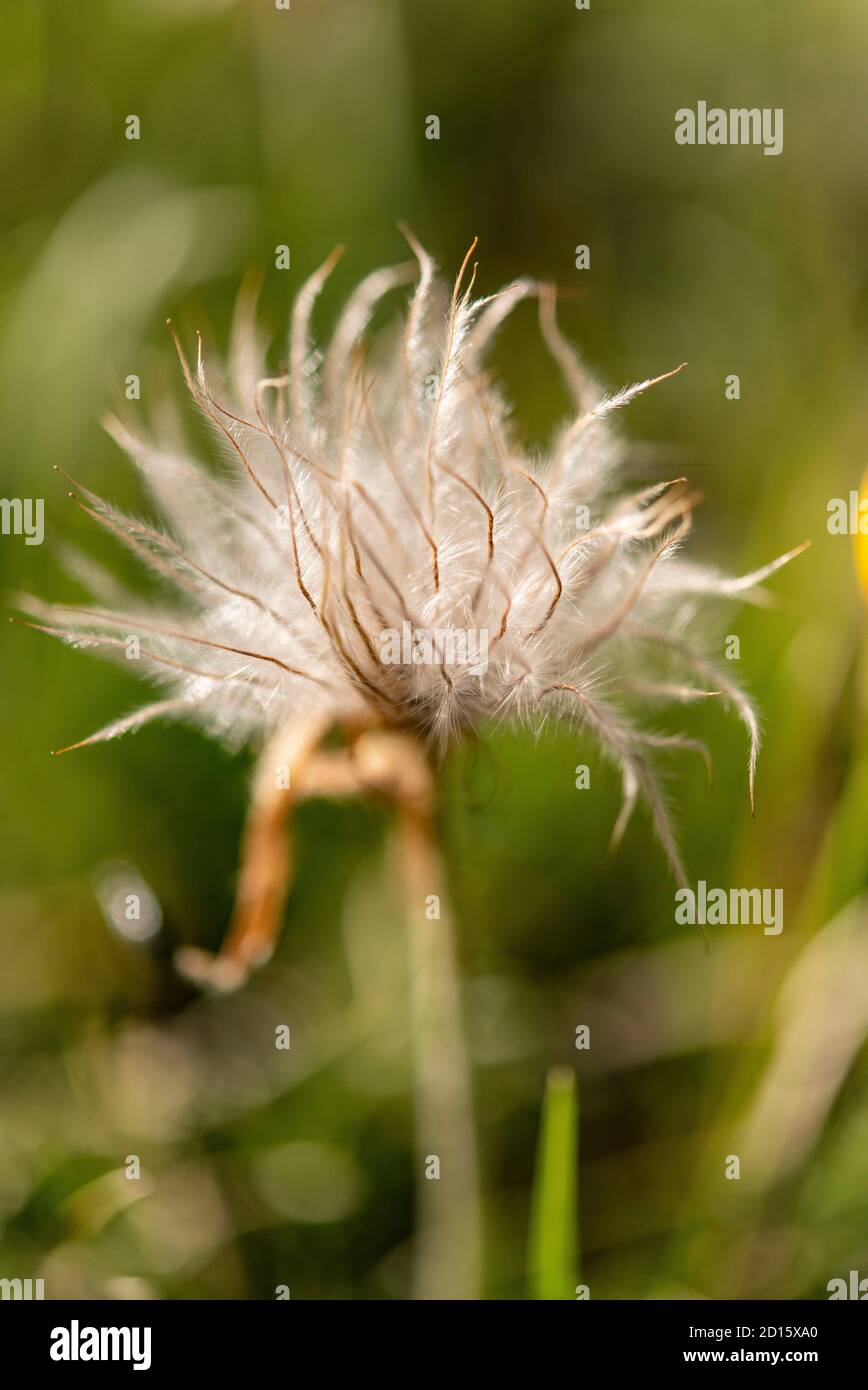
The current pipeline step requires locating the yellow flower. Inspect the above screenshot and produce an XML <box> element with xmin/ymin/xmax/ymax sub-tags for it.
<box><xmin>856</xmin><ymin>470</ymin><xmax>868</xmax><ymax>603</ymax></box>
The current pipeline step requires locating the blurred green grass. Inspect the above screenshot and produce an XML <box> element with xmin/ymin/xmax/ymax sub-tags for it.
<box><xmin>528</xmin><ymin>1067</ymin><xmax>579</xmax><ymax>1300</ymax></box>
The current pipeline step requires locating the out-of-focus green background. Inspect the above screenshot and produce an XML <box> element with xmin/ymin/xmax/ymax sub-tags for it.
<box><xmin>1</xmin><ymin>0</ymin><xmax>866</xmax><ymax>1299</ymax></box>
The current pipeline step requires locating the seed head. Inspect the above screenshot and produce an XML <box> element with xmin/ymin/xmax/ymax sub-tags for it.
<box><xmin>21</xmin><ymin>235</ymin><xmax>808</xmax><ymax>886</ymax></box>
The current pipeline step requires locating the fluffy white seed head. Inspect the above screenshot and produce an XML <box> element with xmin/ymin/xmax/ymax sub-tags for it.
<box><xmin>23</xmin><ymin>237</ymin><xmax>808</xmax><ymax>886</ymax></box>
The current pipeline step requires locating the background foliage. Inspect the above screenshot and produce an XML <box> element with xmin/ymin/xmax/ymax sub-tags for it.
<box><xmin>0</xmin><ymin>0</ymin><xmax>866</xmax><ymax>1299</ymax></box>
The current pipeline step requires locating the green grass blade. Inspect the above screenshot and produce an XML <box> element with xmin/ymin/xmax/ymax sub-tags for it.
<box><xmin>528</xmin><ymin>1065</ymin><xmax>579</xmax><ymax>1300</ymax></box>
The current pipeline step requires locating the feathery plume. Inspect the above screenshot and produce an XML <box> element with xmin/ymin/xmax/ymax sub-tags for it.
<box><xmin>20</xmin><ymin>236</ymin><xmax>808</xmax><ymax>986</ymax></box>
